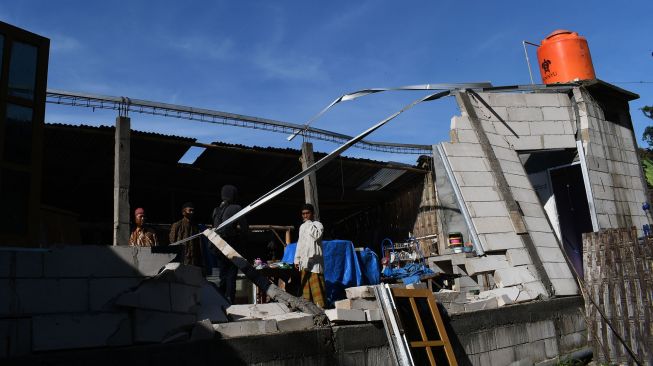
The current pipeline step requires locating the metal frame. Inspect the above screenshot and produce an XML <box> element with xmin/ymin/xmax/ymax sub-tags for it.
<box><xmin>435</xmin><ymin>143</ymin><xmax>485</xmax><ymax>255</ymax></box>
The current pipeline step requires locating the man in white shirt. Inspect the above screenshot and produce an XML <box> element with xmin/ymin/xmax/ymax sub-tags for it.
<box><xmin>294</xmin><ymin>204</ymin><xmax>326</xmax><ymax>307</ymax></box>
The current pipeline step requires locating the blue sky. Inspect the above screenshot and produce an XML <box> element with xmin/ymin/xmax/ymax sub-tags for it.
<box><xmin>2</xmin><ymin>1</ymin><xmax>652</xmax><ymax>164</ymax></box>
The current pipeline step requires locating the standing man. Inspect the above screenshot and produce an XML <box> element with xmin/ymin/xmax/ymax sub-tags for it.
<box><xmin>294</xmin><ymin>203</ymin><xmax>326</xmax><ymax>308</ymax></box>
<box><xmin>169</xmin><ymin>202</ymin><xmax>204</xmax><ymax>270</ymax></box>
<box><xmin>212</xmin><ymin>185</ymin><xmax>248</xmax><ymax>303</ymax></box>
<box><xmin>129</xmin><ymin>207</ymin><xmax>158</xmax><ymax>246</ymax></box>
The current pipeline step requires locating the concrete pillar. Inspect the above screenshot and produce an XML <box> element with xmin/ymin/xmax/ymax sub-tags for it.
<box><xmin>113</xmin><ymin>116</ymin><xmax>130</xmax><ymax>246</ymax></box>
<box><xmin>300</xmin><ymin>142</ymin><xmax>320</xmax><ymax>220</ymax></box>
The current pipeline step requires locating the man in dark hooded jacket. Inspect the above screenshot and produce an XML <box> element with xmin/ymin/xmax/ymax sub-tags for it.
<box><xmin>212</xmin><ymin>185</ymin><xmax>248</xmax><ymax>303</ymax></box>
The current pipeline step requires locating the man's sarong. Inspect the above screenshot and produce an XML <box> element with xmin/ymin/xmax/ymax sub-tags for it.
<box><xmin>300</xmin><ymin>270</ymin><xmax>326</xmax><ymax>308</ymax></box>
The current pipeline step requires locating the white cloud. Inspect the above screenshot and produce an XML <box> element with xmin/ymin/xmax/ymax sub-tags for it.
<box><xmin>50</xmin><ymin>33</ymin><xmax>82</xmax><ymax>53</ymax></box>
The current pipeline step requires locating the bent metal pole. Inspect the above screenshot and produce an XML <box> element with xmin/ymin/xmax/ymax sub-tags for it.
<box><xmin>202</xmin><ymin>229</ymin><xmax>328</xmax><ymax>323</ymax></box>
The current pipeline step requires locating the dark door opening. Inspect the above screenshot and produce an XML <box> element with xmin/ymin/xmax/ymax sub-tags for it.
<box><xmin>549</xmin><ymin>164</ymin><xmax>593</xmax><ymax>278</ymax></box>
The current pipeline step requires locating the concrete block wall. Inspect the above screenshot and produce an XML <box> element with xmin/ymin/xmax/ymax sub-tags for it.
<box><xmin>0</xmin><ymin>246</ymin><xmax>195</xmax><ymax>358</ymax></box>
<box><xmin>455</xmin><ymin>297</ymin><xmax>588</xmax><ymax>366</ymax></box>
<box><xmin>573</xmin><ymin>88</ymin><xmax>649</xmax><ymax>233</ymax></box>
<box><xmin>446</xmin><ymin>90</ymin><xmax>579</xmax><ymax>297</ymax></box>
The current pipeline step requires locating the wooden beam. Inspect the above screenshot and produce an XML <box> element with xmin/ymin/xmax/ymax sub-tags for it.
<box><xmin>300</xmin><ymin>142</ymin><xmax>320</xmax><ymax>220</ymax></box>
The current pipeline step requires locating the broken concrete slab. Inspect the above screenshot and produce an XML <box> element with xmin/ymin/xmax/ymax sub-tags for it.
<box><xmin>433</xmin><ymin>290</ymin><xmax>462</xmax><ymax>304</ymax></box>
<box><xmin>132</xmin><ymin>310</ymin><xmax>196</xmax><ymax>343</ymax></box>
<box><xmin>334</xmin><ymin>299</ymin><xmax>379</xmax><ymax>310</ymax></box>
<box><xmin>190</xmin><ymin>319</ymin><xmax>215</xmax><ymax>341</ymax></box>
<box><xmin>464</xmin><ymin>297</ymin><xmax>498</xmax><ymax>312</ymax></box>
<box><xmin>213</xmin><ymin>319</ymin><xmax>278</xmax><ymax>338</ymax></box>
<box><xmin>263</xmin><ymin>312</ymin><xmax>314</xmax><ymax>332</ymax></box>
<box><xmin>506</xmin><ymin>248</ymin><xmax>531</xmax><ymax>267</ymax></box>
<box><xmin>89</xmin><ymin>278</ymin><xmax>142</xmax><ymax>311</ymax></box>
<box><xmin>170</xmin><ymin>283</ymin><xmax>200</xmax><ymax>313</ymax></box>
<box><xmin>32</xmin><ymin>313</ymin><xmax>132</xmax><ymax>351</ymax></box>
<box><xmin>115</xmin><ymin>279</ymin><xmax>171</xmax><ymax>312</ymax></box>
<box><xmin>345</xmin><ymin>286</ymin><xmax>375</xmax><ymax>299</ymax></box>
<box><xmin>478</xmin><ymin>287</ymin><xmax>521</xmax><ymax>306</ymax></box>
<box><xmin>494</xmin><ymin>267</ymin><xmax>537</xmax><ymax>287</ymax></box>
<box><xmin>325</xmin><ymin>309</ymin><xmax>366</xmax><ymax>322</ymax></box>
<box><xmin>465</xmin><ymin>255</ymin><xmax>509</xmax><ymax>276</ymax></box>
<box><xmin>197</xmin><ymin>281</ymin><xmax>229</xmax><ymax>323</ymax></box>
<box><xmin>158</xmin><ymin>263</ymin><xmax>203</xmax><ymax>287</ymax></box>
<box><xmin>227</xmin><ymin>303</ymin><xmax>290</xmax><ymax>321</ymax></box>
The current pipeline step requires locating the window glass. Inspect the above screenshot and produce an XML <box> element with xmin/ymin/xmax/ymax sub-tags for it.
<box><xmin>3</xmin><ymin>104</ymin><xmax>33</xmax><ymax>164</ymax></box>
<box><xmin>0</xmin><ymin>168</ymin><xmax>30</xmax><ymax>235</ymax></box>
<box><xmin>8</xmin><ymin>41</ymin><xmax>37</xmax><ymax>100</ymax></box>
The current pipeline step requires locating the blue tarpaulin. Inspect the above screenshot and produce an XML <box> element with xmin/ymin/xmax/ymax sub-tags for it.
<box><xmin>282</xmin><ymin>240</ymin><xmax>379</xmax><ymax>305</ymax></box>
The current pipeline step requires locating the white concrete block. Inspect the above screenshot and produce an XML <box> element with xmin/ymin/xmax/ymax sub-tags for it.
<box><xmin>197</xmin><ymin>281</ymin><xmax>229</xmax><ymax>323</ymax></box>
<box><xmin>498</xmin><ymin>159</ymin><xmax>526</xmax><ymax>175</ymax></box>
<box><xmin>551</xmin><ymin>278</ymin><xmax>579</xmax><ymax>296</ymax></box>
<box><xmin>541</xmin><ymin>107</ymin><xmax>571</xmax><ymax>121</ymax></box>
<box><xmin>454</xmin><ymin>171</ymin><xmax>496</xmax><ymax>187</ymax></box>
<box><xmin>507</xmin><ymin>107</ymin><xmax>544</xmax><ymax>122</ymax></box>
<box><xmin>464</xmin><ymin>297</ymin><xmax>498</xmax><ymax>312</ymax></box>
<box><xmin>133</xmin><ymin>310</ymin><xmax>196</xmax><ymax>343</ymax></box>
<box><xmin>488</xmin><ymin>93</ymin><xmax>527</xmax><ymax>107</ymax></box>
<box><xmin>325</xmin><ymin>309</ymin><xmax>366</xmax><ymax>322</ymax></box>
<box><xmin>159</xmin><ymin>263</ymin><xmax>203</xmax><ymax>287</ymax></box>
<box><xmin>493</xmin><ymin>121</ymin><xmax>531</xmax><ymax>136</ymax></box>
<box><xmin>523</xmin><ymin>216</ymin><xmax>552</xmax><ymax>232</ymax></box>
<box><xmin>529</xmin><ymin>231</ymin><xmax>559</xmax><ymax>248</ymax></box>
<box><xmin>15</xmin><ymin>279</ymin><xmax>88</xmax><ymax>315</ymax></box>
<box><xmin>448</xmin><ymin>157</ymin><xmax>490</xmax><ymax>172</ymax></box>
<box><xmin>494</xmin><ymin>267</ymin><xmax>537</xmax><ymax>287</ymax></box>
<box><xmin>486</xmin><ymin>132</ymin><xmax>511</xmax><ymax>148</ymax></box>
<box><xmin>335</xmin><ymin>299</ymin><xmax>379</xmax><ymax>310</ymax></box>
<box><xmin>452</xmin><ymin>129</ymin><xmax>480</xmax><ymax>143</ymax></box>
<box><xmin>481</xmin><ymin>232</ymin><xmax>525</xmax><ymax>251</ymax></box>
<box><xmin>517</xmin><ymin>202</ymin><xmax>546</xmax><ymax>218</ymax></box>
<box><xmin>468</xmin><ymin>201</ymin><xmax>510</xmax><ymax>217</ymax></box>
<box><xmin>451</xmin><ymin>116</ymin><xmax>472</xmax><ymax>130</ymax></box>
<box><xmin>89</xmin><ymin>278</ymin><xmax>142</xmax><ymax>311</ymax></box>
<box><xmin>364</xmin><ymin>309</ymin><xmax>383</xmax><ymax>322</ymax></box>
<box><xmin>506</xmin><ymin>135</ymin><xmax>544</xmax><ymax>150</ymax></box>
<box><xmin>535</xmin><ymin>247</ymin><xmax>565</xmax><ymax>263</ymax></box>
<box><xmin>263</xmin><ymin>312</ymin><xmax>314</xmax><ymax>332</ymax></box>
<box><xmin>529</xmin><ymin>121</ymin><xmax>564</xmax><ymax>135</ymax></box>
<box><xmin>542</xmin><ymin>262</ymin><xmax>574</xmax><ymax>279</ymax></box>
<box><xmin>433</xmin><ymin>290</ymin><xmax>461</xmax><ymax>303</ymax></box>
<box><xmin>345</xmin><ymin>286</ymin><xmax>375</xmax><ymax>299</ymax></box>
<box><xmin>465</xmin><ymin>255</ymin><xmax>509</xmax><ymax>276</ymax></box>
<box><xmin>492</xmin><ymin>146</ymin><xmax>521</xmax><ymax>163</ymax></box>
<box><xmin>521</xmin><ymin>281</ymin><xmax>548</xmax><ymax>299</ymax></box>
<box><xmin>115</xmin><ymin>279</ymin><xmax>171</xmax><ymax>312</ymax></box>
<box><xmin>543</xmin><ymin>135</ymin><xmax>576</xmax><ymax>149</ymax></box>
<box><xmin>478</xmin><ymin>286</ymin><xmax>520</xmax><ymax>306</ymax></box>
<box><xmin>227</xmin><ymin>303</ymin><xmax>290</xmax><ymax>321</ymax></box>
<box><xmin>504</xmin><ymin>173</ymin><xmax>533</xmax><ymax>189</ymax></box>
<box><xmin>474</xmin><ymin>216</ymin><xmax>515</xmax><ymax>234</ymax></box>
<box><xmin>506</xmin><ymin>249</ymin><xmax>531</xmax><ymax>266</ymax></box>
<box><xmin>525</xmin><ymin>93</ymin><xmax>565</xmax><ymax>107</ymax></box>
<box><xmin>510</xmin><ymin>187</ymin><xmax>541</xmax><ymax>204</ymax></box>
<box><xmin>443</xmin><ymin>142</ymin><xmax>485</xmax><ymax>157</ymax></box>
<box><xmin>32</xmin><ymin>313</ymin><xmax>132</xmax><ymax>351</ymax></box>
<box><xmin>460</xmin><ymin>187</ymin><xmax>501</xmax><ymax>202</ymax></box>
<box><xmin>213</xmin><ymin>319</ymin><xmax>278</xmax><ymax>338</ymax></box>
<box><xmin>190</xmin><ymin>319</ymin><xmax>215</xmax><ymax>341</ymax></box>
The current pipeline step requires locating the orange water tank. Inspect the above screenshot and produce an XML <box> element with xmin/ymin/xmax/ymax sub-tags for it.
<box><xmin>536</xmin><ymin>30</ymin><xmax>596</xmax><ymax>84</ymax></box>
